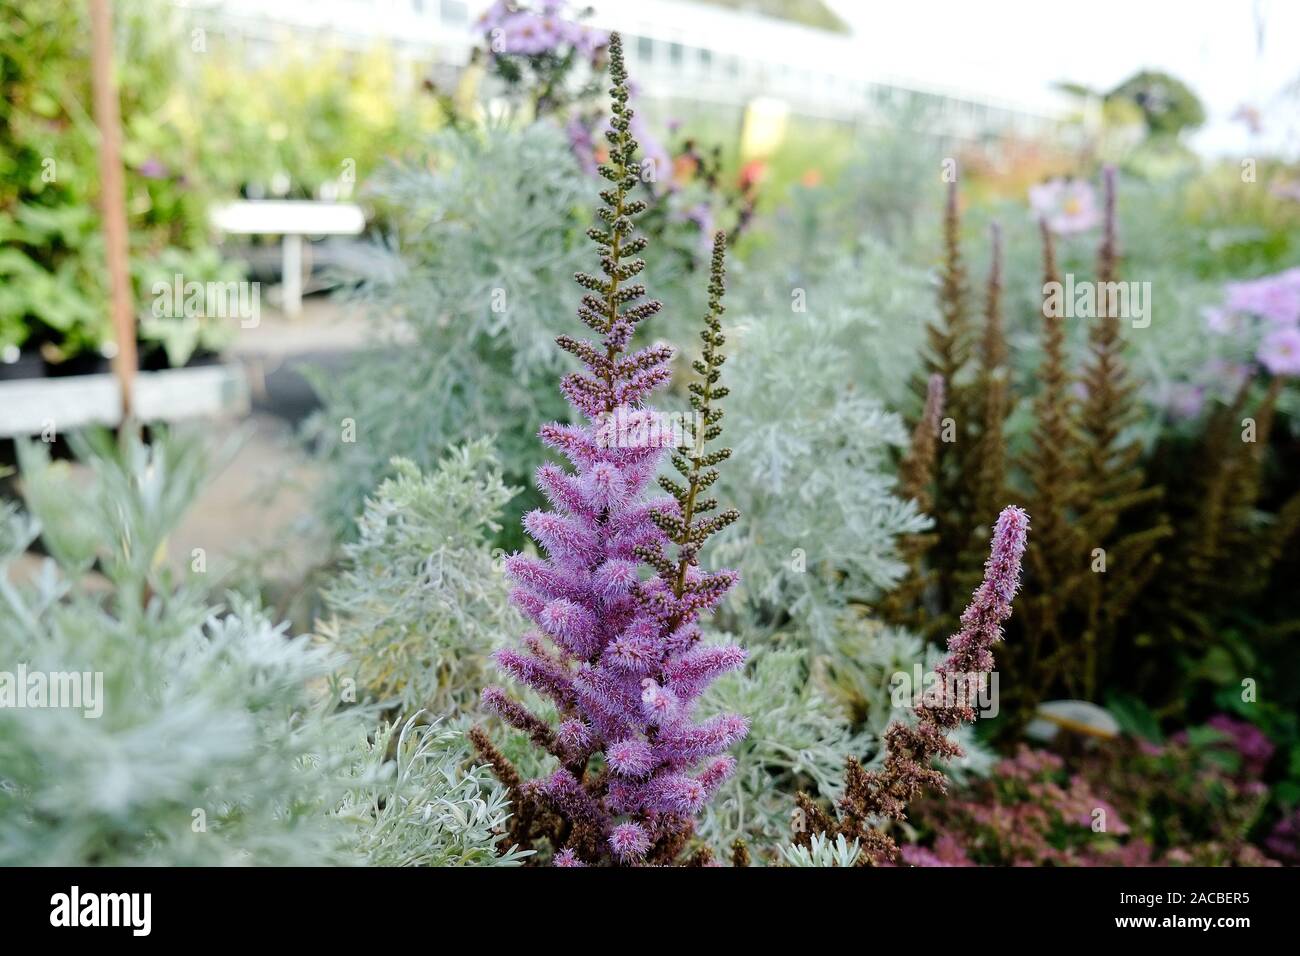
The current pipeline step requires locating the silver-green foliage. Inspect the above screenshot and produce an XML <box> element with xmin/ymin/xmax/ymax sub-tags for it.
<box><xmin>306</xmin><ymin>121</ymin><xmax>589</xmax><ymax>540</ymax></box>
<box><xmin>697</xmin><ymin>644</ymin><xmax>867</xmax><ymax>857</ymax></box>
<box><xmin>318</xmin><ymin>441</ymin><xmax>520</xmax><ymax>716</ymax></box>
<box><xmin>0</xmin><ymin>433</ymin><xmax>349</xmax><ymax>864</ymax></box>
<box><xmin>337</xmin><ymin>715</ymin><xmax>530</xmax><ymax>867</ymax></box>
<box><xmin>0</xmin><ymin>430</ymin><xmax>515</xmax><ymax>866</ymax></box>
<box><xmin>779</xmin><ymin>831</ymin><xmax>862</xmax><ymax>867</ymax></box>
<box><xmin>732</xmin><ymin>236</ymin><xmax>934</xmax><ymax>409</ymax></box>
<box><xmin>716</xmin><ymin>273</ymin><xmax>933</xmax><ymax>644</ymax></box>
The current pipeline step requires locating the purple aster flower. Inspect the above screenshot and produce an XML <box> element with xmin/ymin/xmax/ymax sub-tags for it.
<box><xmin>1029</xmin><ymin>177</ymin><xmax>1101</xmax><ymax>235</ymax></box>
<box><xmin>483</xmin><ymin>2</ymin><xmax>606</xmax><ymax>62</ymax></box>
<box><xmin>477</xmin><ymin>0</ymin><xmax>512</xmax><ymax>32</ymax></box>
<box><xmin>1160</xmin><ymin>381</ymin><xmax>1205</xmax><ymax>420</ymax></box>
<box><xmin>137</xmin><ymin>158</ymin><xmax>168</xmax><ymax>179</ymax></box>
<box><xmin>1225</xmin><ymin>268</ymin><xmax>1300</xmax><ymax>327</ymax></box>
<box><xmin>1258</xmin><ymin>326</ymin><xmax>1300</xmax><ymax>376</ymax></box>
<box><xmin>498</xmin><ymin>12</ymin><xmax>551</xmax><ymax>55</ymax></box>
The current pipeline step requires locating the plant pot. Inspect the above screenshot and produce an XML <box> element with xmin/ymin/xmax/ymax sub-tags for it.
<box><xmin>0</xmin><ymin>349</ymin><xmax>46</xmax><ymax>382</ymax></box>
<box><xmin>185</xmin><ymin>349</ymin><xmax>223</xmax><ymax>368</ymax></box>
<box><xmin>137</xmin><ymin>343</ymin><xmax>171</xmax><ymax>372</ymax></box>
<box><xmin>43</xmin><ymin>352</ymin><xmax>112</xmax><ymax>377</ymax></box>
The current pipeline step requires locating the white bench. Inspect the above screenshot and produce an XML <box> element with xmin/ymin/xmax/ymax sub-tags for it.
<box><xmin>0</xmin><ymin>365</ymin><xmax>249</xmax><ymax>437</ymax></box>
<box><xmin>210</xmin><ymin>200</ymin><xmax>366</xmax><ymax>318</ymax></box>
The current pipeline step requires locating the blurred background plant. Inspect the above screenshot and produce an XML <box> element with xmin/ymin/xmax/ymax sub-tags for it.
<box><xmin>189</xmin><ymin>42</ymin><xmax>443</xmax><ymax>204</ymax></box>
<box><xmin>302</xmin><ymin>120</ymin><xmax>585</xmax><ymax>545</ymax></box>
<box><xmin>0</xmin><ymin>428</ymin><xmax>521</xmax><ymax>865</ymax></box>
<box><xmin>0</xmin><ymin>0</ymin><xmax>236</xmax><ymax>370</ymax></box>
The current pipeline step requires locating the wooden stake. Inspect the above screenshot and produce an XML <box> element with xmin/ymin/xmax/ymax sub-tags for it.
<box><xmin>89</xmin><ymin>0</ymin><xmax>137</xmax><ymax>424</ymax></box>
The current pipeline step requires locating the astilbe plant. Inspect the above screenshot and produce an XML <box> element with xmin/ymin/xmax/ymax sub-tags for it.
<box><xmin>473</xmin><ymin>34</ymin><xmax>747</xmax><ymax>866</ymax></box>
<box><xmin>879</xmin><ymin>373</ymin><xmax>945</xmax><ymax>629</ymax></box>
<box><xmin>911</xmin><ymin>180</ymin><xmax>977</xmax><ymax>637</ymax></box>
<box><xmin>902</xmin><ymin>186</ymin><xmax>1017</xmax><ymax>640</ymax></box>
<box><xmin>1150</xmin><ymin>373</ymin><xmax>1298</xmax><ymax>637</ymax></box>
<box><xmin>793</xmin><ymin>505</ymin><xmax>1030</xmax><ymax>865</ymax></box>
<box><xmin>894</xmin><ymin>171</ymin><xmax>1182</xmax><ymax>722</ymax></box>
<box><xmin>1014</xmin><ymin>220</ymin><xmax>1089</xmax><ymax>707</ymax></box>
<box><xmin>969</xmin><ymin>223</ymin><xmax>1010</xmax><ymax>548</ymax></box>
<box><xmin>1075</xmin><ymin>166</ymin><xmax>1172</xmax><ymax>699</ymax></box>
<box><xmin>813</xmin><ymin>619</ymin><xmax>995</xmax><ymax>782</ymax></box>
<box><xmin>1123</xmin><ymin>368</ymin><xmax>1300</xmax><ymax>714</ymax></box>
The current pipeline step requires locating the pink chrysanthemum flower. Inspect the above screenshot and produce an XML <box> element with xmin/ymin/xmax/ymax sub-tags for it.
<box><xmin>1029</xmin><ymin>178</ymin><xmax>1101</xmax><ymax>235</ymax></box>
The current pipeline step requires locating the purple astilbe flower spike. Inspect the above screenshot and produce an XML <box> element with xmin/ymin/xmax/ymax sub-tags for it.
<box><xmin>474</xmin><ymin>34</ymin><xmax>746</xmax><ymax>866</ymax></box>
<box><xmin>553</xmin><ymin>847</ymin><xmax>587</xmax><ymax>867</ymax></box>
<box><xmin>929</xmin><ymin>505</ymin><xmax>1028</xmax><ymax>719</ymax></box>
<box><xmin>608</xmin><ymin>822</ymin><xmax>652</xmax><ymax>862</ymax></box>
<box><xmin>798</xmin><ymin>506</ymin><xmax>1030</xmax><ymax>865</ymax></box>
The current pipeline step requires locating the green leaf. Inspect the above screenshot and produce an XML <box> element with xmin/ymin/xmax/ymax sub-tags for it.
<box><xmin>1105</xmin><ymin>692</ymin><xmax>1165</xmax><ymax>744</ymax></box>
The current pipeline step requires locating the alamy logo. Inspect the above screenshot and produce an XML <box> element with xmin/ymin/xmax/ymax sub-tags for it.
<box><xmin>50</xmin><ymin>886</ymin><xmax>151</xmax><ymax>936</ymax></box>
<box><xmin>890</xmin><ymin>665</ymin><xmax>1000</xmax><ymax>719</ymax></box>
<box><xmin>1043</xmin><ymin>273</ymin><xmax>1152</xmax><ymax>329</ymax></box>
<box><xmin>593</xmin><ymin>408</ymin><xmax>705</xmax><ymax>452</ymax></box>
<box><xmin>151</xmin><ymin>274</ymin><xmax>261</xmax><ymax>328</ymax></box>
<box><xmin>0</xmin><ymin>665</ymin><xmax>103</xmax><ymax>718</ymax></box>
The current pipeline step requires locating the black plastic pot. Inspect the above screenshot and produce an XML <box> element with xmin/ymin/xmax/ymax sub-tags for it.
<box><xmin>43</xmin><ymin>352</ymin><xmax>112</xmax><ymax>377</ymax></box>
<box><xmin>0</xmin><ymin>349</ymin><xmax>46</xmax><ymax>382</ymax></box>
<box><xmin>185</xmin><ymin>349</ymin><xmax>223</xmax><ymax>368</ymax></box>
<box><xmin>137</xmin><ymin>343</ymin><xmax>171</xmax><ymax>372</ymax></box>
<box><xmin>136</xmin><ymin>346</ymin><xmax>224</xmax><ymax>371</ymax></box>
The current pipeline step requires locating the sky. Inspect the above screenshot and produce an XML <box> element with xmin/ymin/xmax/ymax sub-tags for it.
<box><xmin>825</xmin><ymin>0</ymin><xmax>1300</xmax><ymax>157</ymax></box>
